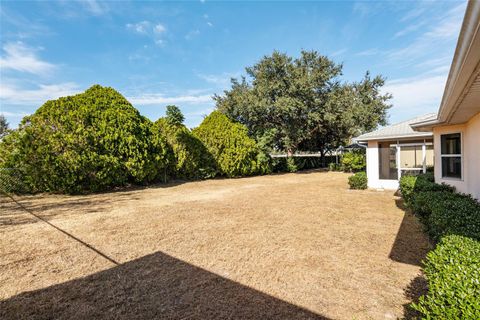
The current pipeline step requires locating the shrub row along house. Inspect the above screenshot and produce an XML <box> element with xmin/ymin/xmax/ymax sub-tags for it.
<box><xmin>356</xmin><ymin>0</ymin><xmax>480</xmax><ymax>200</ymax></box>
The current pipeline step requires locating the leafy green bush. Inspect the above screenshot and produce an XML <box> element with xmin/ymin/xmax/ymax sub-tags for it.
<box><xmin>348</xmin><ymin>171</ymin><xmax>367</xmax><ymax>189</ymax></box>
<box><xmin>427</xmin><ymin>192</ymin><xmax>480</xmax><ymax>241</ymax></box>
<box><xmin>328</xmin><ymin>162</ymin><xmax>342</xmax><ymax>171</ymax></box>
<box><xmin>399</xmin><ymin>173</ymin><xmax>454</xmax><ymax>207</ymax></box>
<box><xmin>271</xmin><ymin>156</ymin><xmax>330</xmax><ymax>172</ymax></box>
<box><xmin>0</xmin><ymin>85</ymin><xmax>170</xmax><ymax>194</ymax></box>
<box><xmin>192</xmin><ymin>111</ymin><xmax>269</xmax><ymax>177</ymax></box>
<box><xmin>411</xmin><ymin>235</ymin><xmax>480</xmax><ymax>319</ymax></box>
<box><xmin>341</xmin><ymin>151</ymin><xmax>366</xmax><ymax>172</ymax></box>
<box><xmin>400</xmin><ymin>173</ymin><xmax>480</xmax><ymax>317</ymax></box>
<box><xmin>400</xmin><ymin>174</ymin><xmax>479</xmax><ymax>241</ymax></box>
<box><xmin>154</xmin><ymin>118</ymin><xmax>216</xmax><ymax>179</ymax></box>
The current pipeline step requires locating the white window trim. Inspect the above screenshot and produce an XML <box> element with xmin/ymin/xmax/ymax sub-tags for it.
<box><xmin>440</xmin><ymin>132</ymin><xmax>463</xmax><ymax>180</ymax></box>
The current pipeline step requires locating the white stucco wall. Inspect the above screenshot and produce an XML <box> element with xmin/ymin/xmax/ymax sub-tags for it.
<box><xmin>366</xmin><ymin>141</ymin><xmax>399</xmax><ymax>189</ymax></box>
<box><xmin>433</xmin><ymin>112</ymin><xmax>480</xmax><ymax>200</ymax></box>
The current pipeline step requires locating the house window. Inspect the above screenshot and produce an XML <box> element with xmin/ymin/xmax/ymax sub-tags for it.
<box><xmin>440</xmin><ymin>133</ymin><xmax>462</xmax><ymax>179</ymax></box>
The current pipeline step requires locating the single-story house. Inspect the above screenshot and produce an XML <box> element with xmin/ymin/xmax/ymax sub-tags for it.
<box><xmin>355</xmin><ymin>0</ymin><xmax>480</xmax><ymax>199</ymax></box>
<box><xmin>411</xmin><ymin>0</ymin><xmax>480</xmax><ymax>200</ymax></box>
<box><xmin>354</xmin><ymin>114</ymin><xmax>436</xmax><ymax>190</ymax></box>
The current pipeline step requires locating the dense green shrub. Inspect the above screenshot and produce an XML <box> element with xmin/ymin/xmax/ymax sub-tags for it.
<box><xmin>427</xmin><ymin>192</ymin><xmax>480</xmax><ymax>241</ymax></box>
<box><xmin>328</xmin><ymin>162</ymin><xmax>342</xmax><ymax>171</ymax></box>
<box><xmin>399</xmin><ymin>173</ymin><xmax>480</xmax><ymax>317</ymax></box>
<box><xmin>348</xmin><ymin>172</ymin><xmax>367</xmax><ymax>189</ymax></box>
<box><xmin>341</xmin><ymin>151</ymin><xmax>366</xmax><ymax>172</ymax></box>
<box><xmin>192</xmin><ymin>111</ymin><xmax>269</xmax><ymax>177</ymax></box>
<box><xmin>399</xmin><ymin>173</ymin><xmax>454</xmax><ymax>207</ymax></box>
<box><xmin>271</xmin><ymin>156</ymin><xmax>327</xmax><ymax>173</ymax></box>
<box><xmin>411</xmin><ymin>235</ymin><xmax>480</xmax><ymax>319</ymax></box>
<box><xmin>0</xmin><ymin>85</ymin><xmax>170</xmax><ymax>193</ymax></box>
<box><xmin>154</xmin><ymin>118</ymin><xmax>216</xmax><ymax>179</ymax></box>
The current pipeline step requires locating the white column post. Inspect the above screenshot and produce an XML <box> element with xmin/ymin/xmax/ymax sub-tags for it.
<box><xmin>422</xmin><ymin>140</ymin><xmax>427</xmax><ymax>174</ymax></box>
<box><xmin>396</xmin><ymin>140</ymin><xmax>401</xmax><ymax>180</ymax></box>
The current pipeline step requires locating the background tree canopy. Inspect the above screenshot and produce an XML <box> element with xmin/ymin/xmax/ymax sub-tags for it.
<box><xmin>215</xmin><ymin>50</ymin><xmax>391</xmax><ymax>159</ymax></box>
<box><xmin>0</xmin><ymin>115</ymin><xmax>9</xmax><ymax>138</ymax></box>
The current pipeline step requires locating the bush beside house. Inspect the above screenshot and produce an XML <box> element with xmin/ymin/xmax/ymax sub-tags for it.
<box><xmin>399</xmin><ymin>174</ymin><xmax>480</xmax><ymax>319</ymax></box>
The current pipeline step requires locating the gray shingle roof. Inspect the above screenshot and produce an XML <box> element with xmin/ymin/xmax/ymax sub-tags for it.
<box><xmin>354</xmin><ymin>113</ymin><xmax>436</xmax><ymax>141</ymax></box>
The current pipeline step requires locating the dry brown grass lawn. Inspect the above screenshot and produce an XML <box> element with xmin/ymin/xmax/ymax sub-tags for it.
<box><xmin>0</xmin><ymin>171</ymin><xmax>431</xmax><ymax>320</ymax></box>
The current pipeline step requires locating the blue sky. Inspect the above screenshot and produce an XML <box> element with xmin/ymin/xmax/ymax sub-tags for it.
<box><xmin>0</xmin><ymin>0</ymin><xmax>467</xmax><ymax>129</ymax></box>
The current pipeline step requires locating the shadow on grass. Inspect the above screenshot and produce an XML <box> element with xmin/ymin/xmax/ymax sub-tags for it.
<box><xmin>390</xmin><ymin>195</ymin><xmax>431</xmax><ymax>319</ymax></box>
<box><xmin>402</xmin><ymin>275</ymin><xmax>428</xmax><ymax>319</ymax></box>
<box><xmin>0</xmin><ymin>191</ymin><xmax>142</xmax><ymax>227</ymax></box>
<box><xmin>0</xmin><ymin>251</ymin><xmax>330</xmax><ymax>320</ymax></box>
<box><xmin>389</xmin><ymin>197</ymin><xmax>432</xmax><ymax>266</ymax></box>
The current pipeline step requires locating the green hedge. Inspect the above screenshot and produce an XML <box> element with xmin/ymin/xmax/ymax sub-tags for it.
<box><xmin>399</xmin><ymin>173</ymin><xmax>454</xmax><ymax>206</ymax></box>
<box><xmin>154</xmin><ymin>118</ymin><xmax>216</xmax><ymax>180</ymax></box>
<box><xmin>411</xmin><ymin>235</ymin><xmax>480</xmax><ymax>319</ymax></box>
<box><xmin>271</xmin><ymin>156</ymin><xmax>331</xmax><ymax>173</ymax></box>
<box><xmin>399</xmin><ymin>174</ymin><xmax>480</xmax><ymax>318</ymax></box>
<box><xmin>192</xmin><ymin>111</ymin><xmax>269</xmax><ymax>177</ymax></box>
<box><xmin>0</xmin><ymin>85</ymin><xmax>170</xmax><ymax>194</ymax></box>
<box><xmin>348</xmin><ymin>171</ymin><xmax>367</xmax><ymax>189</ymax></box>
<box><xmin>399</xmin><ymin>174</ymin><xmax>479</xmax><ymax>241</ymax></box>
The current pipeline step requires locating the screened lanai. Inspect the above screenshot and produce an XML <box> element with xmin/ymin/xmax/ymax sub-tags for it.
<box><xmin>354</xmin><ymin>114</ymin><xmax>436</xmax><ymax>189</ymax></box>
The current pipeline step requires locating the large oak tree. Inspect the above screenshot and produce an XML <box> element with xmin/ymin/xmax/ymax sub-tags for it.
<box><xmin>215</xmin><ymin>50</ymin><xmax>391</xmax><ymax>160</ymax></box>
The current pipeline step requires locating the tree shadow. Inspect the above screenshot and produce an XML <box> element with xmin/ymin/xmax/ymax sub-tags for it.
<box><xmin>389</xmin><ymin>197</ymin><xmax>432</xmax><ymax>266</ymax></box>
<box><xmin>0</xmin><ymin>251</ymin><xmax>330</xmax><ymax>320</ymax></box>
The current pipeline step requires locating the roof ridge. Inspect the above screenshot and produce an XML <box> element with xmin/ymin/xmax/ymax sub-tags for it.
<box><xmin>387</xmin><ymin>113</ymin><xmax>437</xmax><ymax>127</ymax></box>
<box><xmin>355</xmin><ymin>113</ymin><xmax>436</xmax><ymax>140</ymax></box>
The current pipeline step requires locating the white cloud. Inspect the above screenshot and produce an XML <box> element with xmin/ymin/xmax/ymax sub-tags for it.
<box><xmin>0</xmin><ymin>111</ymin><xmax>29</xmax><ymax>117</ymax></box>
<box><xmin>388</xmin><ymin>3</ymin><xmax>466</xmax><ymax>62</ymax></box>
<box><xmin>0</xmin><ymin>42</ymin><xmax>56</xmax><ymax>75</ymax></box>
<box><xmin>128</xmin><ymin>93</ymin><xmax>213</xmax><ymax>105</ymax></box>
<box><xmin>393</xmin><ymin>20</ymin><xmax>426</xmax><ymax>38</ymax></box>
<box><xmin>207</xmin><ymin>22</ymin><xmax>213</xmax><ymax>27</ymax></box>
<box><xmin>382</xmin><ymin>73</ymin><xmax>448</xmax><ymax>119</ymax></box>
<box><xmin>355</xmin><ymin>48</ymin><xmax>380</xmax><ymax>56</ymax></box>
<box><xmin>330</xmin><ymin>48</ymin><xmax>347</xmax><ymax>57</ymax></box>
<box><xmin>126</xmin><ymin>21</ymin><xmax>151</xmax><ymax>34</ymax></box>
<box><xmin>0</xmin><ymin>82</ymin><xmax>81</xmax><ymax>105</ymax></box>
<box><xmin>185</xmin><ymin>29</ymin><xmax>200</xmax><ymax>40</ymax></box>
<box><xmin>81</xmin><ymin>0</ymin><xmax>108</xmax><ymax>15</ymax></box>
<box><xmin>400</xmin><ymin>7</ymin><xmax>426</xmax><ymax>22</ymax></box>
<box><xmin>153</xmin><ymin>24</ymin><xmax>166</xmax><ymax>34</ymax></box>
<box><xmin>126</xmin><ymin>21</ymin><xmax>167</xmax><ymax>46</ymax></box>
<box><xmin>197</xmin><ymin>72</ymin><xmax>239</xmax><ymax>88</ymax></box>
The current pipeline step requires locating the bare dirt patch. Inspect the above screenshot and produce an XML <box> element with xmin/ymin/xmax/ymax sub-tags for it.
<box><xmin>0</xmin><ymin>171</ymin><xmax>431</xmax><ymax>319</ymax></box>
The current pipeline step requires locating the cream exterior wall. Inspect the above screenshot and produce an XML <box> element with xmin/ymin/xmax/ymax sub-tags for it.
<box><xmin>433</xmin><ymin>112</ymin><xmax>480</xmax><ymax>200</ymax></box>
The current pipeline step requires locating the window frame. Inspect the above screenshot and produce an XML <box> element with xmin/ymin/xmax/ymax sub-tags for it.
<box><xmin>440</xmin><ymin>132</ymin><xmax>463</xmax><ymax>180</ymax></box>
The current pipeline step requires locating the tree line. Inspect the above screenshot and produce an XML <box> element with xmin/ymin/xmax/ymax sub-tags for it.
<box><xmin>0</xmin><ymin>50</ymin><xmax>390</xmax><ymax>194</ymax></box>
